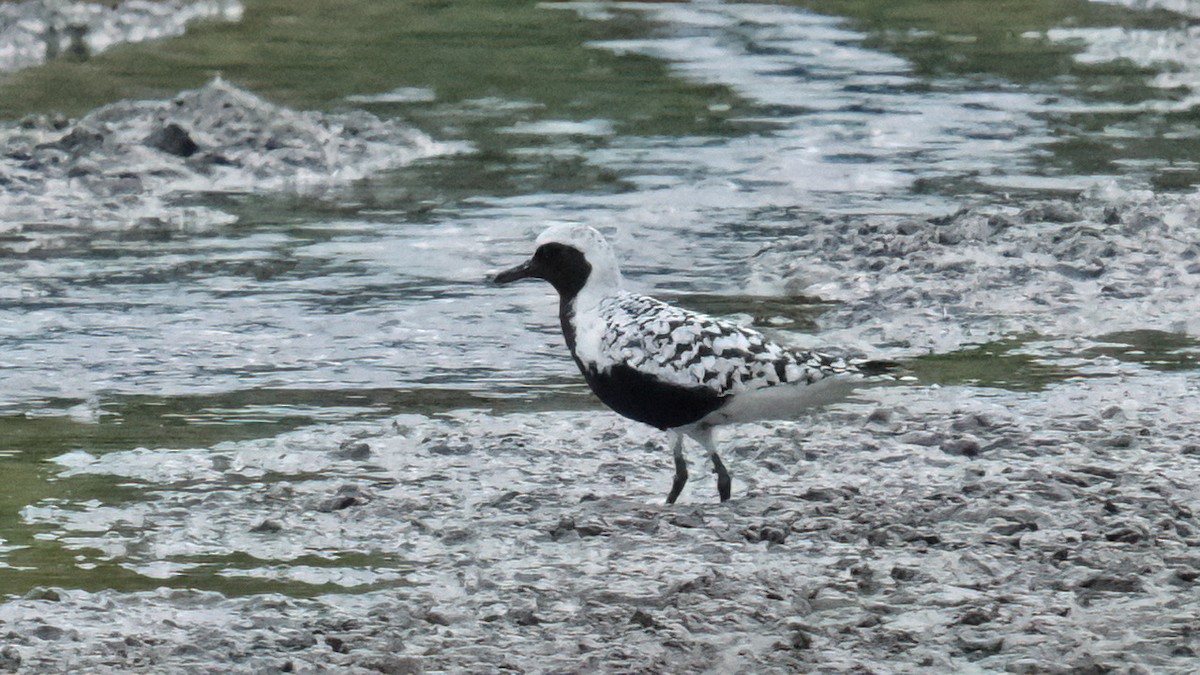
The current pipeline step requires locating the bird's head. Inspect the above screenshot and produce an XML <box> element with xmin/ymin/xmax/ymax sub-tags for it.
<box><xmin>493</xmin><ymin>224</ymin><xmax>622</xmax><ymax>301</ymax></box>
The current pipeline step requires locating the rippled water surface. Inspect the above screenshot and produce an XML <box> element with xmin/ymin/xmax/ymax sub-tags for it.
<box><xmin>2</xmin><ymin>0</ymin><xmax>1198</xmax><ymax>597</ymax></box>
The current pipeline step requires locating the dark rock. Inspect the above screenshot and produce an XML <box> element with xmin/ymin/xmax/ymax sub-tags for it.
<box><xmin>486</xmin><ymin>491</ymin><xmax>521</xmax><ymax>508</ymax></box>
<box><xmin>1053</xmin><ymin>262</ymin><xmax>1105</xmax><ymax>280</ymax></box>
<box><xmin>317</xmin><ymin>484</ymin><xmax>369</xmax><ymax>512</ymax></box>
<box><xmin>324</xmin><ymin>636</ymin><xmax>349</xmax><ymax>653</ymax></box>
<box><xmin>39</xmin><ymin>126</ymin><xmax>104</xmax><ymax>154</ymax></box>
<box><xmin>575</xmin><ymin>521</ymin><xmax>608</xmax><ymax>537</ymax></box>
<box><xmin>959</xmin><ymin>606</ymin><xmax>997</xmax><ymax>625</ymax></box>
<box><xmin>66</xmin><ymin>163</ymin><xmax>96</xmax><ymax>179</ymax></box>
<box><xmin>506</xmin><ymin>605</ymin><xmax>540</xmax><ymax>624</ymax></box>
<box><xmin>317</xmin><ymin>495</ymin><xmax>361</xmax><ymax>512</ymax></box>
<box><xmin>1123</xmin><ymin>212</ymin><xmax>1163</xmax><ymax>235</ymax></box>
<box><xmin>990</xmin><ymin>520</ymin><xmax>1037</xmax><ymax>537</ymax></box>
<box><xmin>866</xmin><ymin>407</ymin><xmax>893</xmax><ymax>425</ymax></box>
<box><xmin>548</xmin><ymin>517</ymin><xmax>576</xmax><ymax>540</ymax></box>
<box><xmin>850</xmin><ymin>563</ymin><xmax>877</xmax><ymax>593</ymax></box>
<box><xmin>1104</xmin><ymin>525</ymin><xmax>1146</xmax><ymax>544</ymax></box>
<box><xmin>744</xmin><ymin>524</ymin><xmax>788</xmax><ymax>544</ymax></box>
<box><xmin>941</xmin><ymin>437</ymin><xmax>981</xmax><ymax>457</ymax></box>
<box><xmin>899</xmin><ymin>430</ymin><xmax>944</xmax><ymax>447</ymax></box>
<box><xmin>1021</xmin><ymin>201</ymin><xmax>1080</xmax><ymax>223</ymax></box>
<box><xmin>22</xmin><ymin>587</ymin><xmax>63</xmax><ymax>602</ymax></box>
<box><xmin>427</xmin><ymin>442</ymin><xmax>471</xmax><ymax>456</ymax></box>
<box><xmin>0</xmin><ymin>646</ymin><xmax>18</xmax><ymax>671</ymax></box>
<box><xmin>353</xmin><ymin>654</ymin><xmax>424</xmax><ymax>674</ymax></box>
<box><xmin>1076</xmin><ymin>465</ymin><xmax>1119</xmax><ymax>480</ymax></box>
<box><xmin>333</xmin><ymin>440</ymin><xmax>371</xmax><ymax>460</ymax></box>
<box><xmin>173</xmin><ymin>643</ymin><xmax>203</xmax><ymax>656</ymax></box>
<box><xmin>957</xmin><ymin>635</ymin><xmax>1003</xmax><ymax>655</ymax></box>
<box><xmin>799</xmin><ymin>486</ymin><xmax>843</xmax><ymax>502</ymax></box>
<box><xmin>146</xmin><ymin>122</ymin><xmax>200</xmax><ymax>157</ymax></box>
<box><xmin>439</xmin><ymin>529</ymin><xmax>471</xmax><ymax>544</ymax></box>
<box><xmin>950</xmin><ymin>413</ymin><xmax>992</xmax><ymax>432</ymax></box>
<box><xmin>1053</xmin><ymin>472</ymin><xmax>1091</xmax><ymax>488</ymax></box>
<box><xmin>250</xmin><ymin>519</ymin><xmax>283</xmax><ymax>533</ymax></box>
<box><xmin>668</xmin><ymin>512</ymin><xmax>705</xmax><ymax>529</ymax></box>
<box><xmin>30</xmin><ymin>625</ymin><xmax>64</xmax><ymax>641</ymax></box>
<box><xmin>789</xmin><ymin>626</ymin><xmax>813</xmax><ymax>650</ymax></box>
<box><xmin>277</xmin><ymin>631</ymin><xmax>317</xmax><ymax>650</ymax></box>
<box><xmin>1173</xmin><ymin>569</ymin><xmax>1199</xmax><ymax>583</ymax></box>
<box><xmin>630</xmin><ymin>609</ymin><xmax>657</xmax><ymax>629</ymax></box>
<box><xmin>1078</xmin><ymin>574</ymin><xmax>1144</xmax><ymax>593</ymax></box>
<box><xmin>1106</xmin><ymin>434</ymin><xmax>1135</xmax><ymax>448</ymax></box>
<box><xmin>856</xmin><ymin>614</ymin><xmax>882</xmax><ymax>628</ymax></box>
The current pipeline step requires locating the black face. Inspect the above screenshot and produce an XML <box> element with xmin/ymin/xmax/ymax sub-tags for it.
<box><xmin>493</xmin><ymin>242</ymin><xmax>592</xmax><ymax>301</ymax></box>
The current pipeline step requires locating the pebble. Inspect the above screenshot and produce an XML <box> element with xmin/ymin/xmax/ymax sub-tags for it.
<box><xmin>900</xmin><ymin>430</ymin><xmax>944</xmax><ymax>447</ymax></box>
<box><xmin>941</xmin><ymin>437</ymin><xmax>981</xmax><ymax>457</ymax></box>
<box><xmin>22</xmin><ymin>587</ymin><xmax>63</xmax><ymax>602</ymax></box>
<box><xmin>250</xmin><ymin>519</ymin><xmax>283</xmax><ymax>533</ymax></box>
<box><xmin>145</xmin><ymin>123</ymin><xmax>199</xmax><ymax>157</ymax></box>
<box><xmin>332</xmin><ymin>441</ymin><xmax>372</xmax><ymax>460</ymax></box>
<box><xmin>1077</xmin><ymin>574</ymin><xmax>1144</xmax><ymax>593</ymax></box>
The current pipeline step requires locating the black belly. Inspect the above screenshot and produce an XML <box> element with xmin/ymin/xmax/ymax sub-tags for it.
<box><xmin>578</xmin><ymin>361</ymin><xmax>726</xmax><ymax>431</ymax></box>
<box><xmin>558</xmin><ymin>301</ymin><xmax>725</xmax><ymax>431</ymax></box>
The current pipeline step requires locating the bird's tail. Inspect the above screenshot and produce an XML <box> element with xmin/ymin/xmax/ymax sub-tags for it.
<box><xmin>849</xmin><ymin>358</ymin><xmax>913</xmax><ymax>381</ymax></box>
<box><xmin>855</xmin><ymin>359</ymin><xmax>899</xmax><ymax>375</ymax></box>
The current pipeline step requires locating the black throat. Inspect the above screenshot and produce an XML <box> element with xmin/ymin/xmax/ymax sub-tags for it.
<box><xmin>532</xmin><ymin>242</ymin><xmax>590</xmax><ymax>356</ymax></box>
<box><xmin>559</xmin><ymin>297</ymin><xmax>579</xmax><ymax>356</ymax></box>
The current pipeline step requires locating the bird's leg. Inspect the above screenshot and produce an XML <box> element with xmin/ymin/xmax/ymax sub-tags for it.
<box><xmin>666</xmin><ymin>431</ymin><xmax>688</xmax><ymax>505</ymax></box>
<box><xmin>711</xmin><ymin>453</ymin><xmax>731</xmax><ymax>502</ymax></box>
<box><xmin>689</xmin><ymin>426</ymin><xmax>730</xmax><ymax>502</ymax></box>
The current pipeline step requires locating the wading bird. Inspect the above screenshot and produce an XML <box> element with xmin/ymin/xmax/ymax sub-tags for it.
<box><xmin>494</xmin><ymin>224</ymin><xmax>890</xmax><ymax>504</ymax></box>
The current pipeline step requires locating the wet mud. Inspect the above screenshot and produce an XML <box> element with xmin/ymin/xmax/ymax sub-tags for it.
<box><xmin>0</xmin><ymin>0</ymin><xmax>241</xmax><ymax>73</ymax></box>
<box><xmin>5</xmin><ymin>367</ymin><xmax>1200</xmax><ymax>672</ymax></box>
<box><xmin>749</xmin><ymin>190</ymin><xmax>1200</xmax><ymax>357</ymax></box>
<box><xmin>0</xmin><ymin>78</ymin><xmax>456</xmax><ymax>247</ymax></box>
<box><xmin>7</xmin><ymin>176</ymin><xmax>1200</xmax><ymax>668</ymax></box>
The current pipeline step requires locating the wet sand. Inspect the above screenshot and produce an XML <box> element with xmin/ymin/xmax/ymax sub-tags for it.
<box><xmin>5</xmin><ymin>365</ymin><xmax>1200</xmax><ymax>672</ymax></box>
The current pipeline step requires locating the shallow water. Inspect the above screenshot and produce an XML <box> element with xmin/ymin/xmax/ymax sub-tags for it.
<box><xmin>1</xmin><ymin>0</ymin><xmax>1198</xmax><ymax>602</ymax></box>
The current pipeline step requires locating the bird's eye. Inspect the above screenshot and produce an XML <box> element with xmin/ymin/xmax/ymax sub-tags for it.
<box><xmin>537</xmin><ymin>243</ymin><xmax>565</xmax><ymax>262</ymax></box>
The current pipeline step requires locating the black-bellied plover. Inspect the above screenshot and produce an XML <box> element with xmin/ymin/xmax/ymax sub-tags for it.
<box><xmin>494</xmin><ymin>224</ymin><xmax>891</xmax><ymax>504</ymax></box>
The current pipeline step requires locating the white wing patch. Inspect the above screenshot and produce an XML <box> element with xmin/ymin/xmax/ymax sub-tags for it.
<box><xmin>583</xmin><ymin>292</ymin><xmax>859</xmax><ymax>397</ymax></box>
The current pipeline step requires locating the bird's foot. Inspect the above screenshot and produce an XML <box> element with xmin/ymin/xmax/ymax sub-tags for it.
<box><xmin>711</xmin><ymin>454</ymin><xmax>731</xmax><ymax>502</ymax></box>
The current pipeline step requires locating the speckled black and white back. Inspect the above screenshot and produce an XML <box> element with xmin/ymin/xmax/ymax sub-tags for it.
<box><xmin>600</xmin><ymin>292</ymin><xmax>855</xmax><ymax>392</ymax></box>
<box><xmin>538</xmin><ymin>224</ymin><xmax>871</xmax><ymax>428</ymax></box>
<box><xmin>586</xmin><ymin>291</ymin><xmax>864</xmax><ymax>421</ymax></box>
